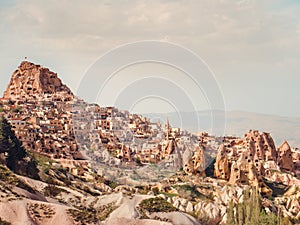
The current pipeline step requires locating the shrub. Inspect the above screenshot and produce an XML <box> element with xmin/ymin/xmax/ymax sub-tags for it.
<box><xmin>104</xmin><ymin>180</ymin><xmax>118</xmax><ymax>189</ymax></box>
<box><xmin>44</xmin><ymin>184</ymin><xmax>62</xmax><ymax>197</ymax></box>
<box><xmin>0</xmin><ymin>165</ymin><xmax>12</xmax><ymax>182</ymax></box>
<box><xmin>67</xmin><ymin>202</ymin><xmax>117</xmax><ymax>223</ymax></box>
<box><xmin>25</xmin><ymin>158</ymin><xmax>40</xmax><ymax>180</ymax></box>
<box><xmin>139</xmin><ymin>197</ymin><xmax>177</xmax><ymax>214</ymax></box>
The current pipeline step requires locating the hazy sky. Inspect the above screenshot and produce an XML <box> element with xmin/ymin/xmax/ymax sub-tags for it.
<box><xmin>1</xmin><ymin>0</ymin><xmax>300</xmax><ymax>117</ymax></box>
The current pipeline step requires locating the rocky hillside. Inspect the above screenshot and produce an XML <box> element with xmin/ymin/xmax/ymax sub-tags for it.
<box><xmin>0</xmin><ymin>152</ymin><xmax>299</xmax><ymax>225</ymax></box>
<box><xmin>0</xmin><ymin>61</ymin><xmax>299</xmax><ymax>225</ymax></box>
<box><xmin>3</xmin><ymin>61</ymin><xmax>73</xmax><ymax>101</ymax></box>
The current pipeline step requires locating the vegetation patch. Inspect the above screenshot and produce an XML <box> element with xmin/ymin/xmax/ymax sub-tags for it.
<box><xmin>158</xmin><ymin>191</ymin><xmax>178</xmax><ymax>198</ymax></box>
<box><xmin>32</xmin><ymin>153</ymin><xmax>73</xmax><ymax>187</ymax></box>
<box><xmin>0</xmin><ymin>165</ymin><xmax>14</xmax><ymax>183</ymax></box>
<box><xmin>28</xmin><ymin>152</ymin><xmax>54</xmax><ymax>172</ymax></box>
<box><xmin>67</xmin><ymin>202</ymin><xmax>117</xmax><ymax>223</ymax></box>
<box><xmin>43</xmin><ymin>184</ymin><xmax>62</xmax><ymax>197</ymax></box>
<box><xmin>138</xmin><ymin>197</ymin><xmax>177</xmax><ymax>216</ymax></box>
<box><xmin>104</xmin><ymin>180</ymin><xmax>118</xmax><ymax>189</ymax></box>
<box><xmin>226</xmin><ymin>188</ymin><xmax>292</xmax><ymax>225</ymax></box>
<box><xmin>0</xmin><ymin>116</ymin><xmax>39</xmax><ymax>180</ymax></box>
<box><xmin>0</xmin><ymin>164</ymin><xmax>36</xmax><ymax>194</ymax></box>
<box><xmin>135</xmin><ymin>185</ymin><xmax>150</xmax><ymax>195</ymax></box>
<box><xmin>175</xmin><ymin>184</ymin><xmax>207</xmax><ymax>201</ymax></box>
<box><xmin>28</xmin><ymin>203</ymin><xmax>55</xmax><ymax>223</ymax></box>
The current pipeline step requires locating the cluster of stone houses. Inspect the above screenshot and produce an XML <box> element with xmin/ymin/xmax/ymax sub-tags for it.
<box><xmin>0</xmin><ymin>97</ymin><xmax>78</xmax><ymax>159</ymax></box>
<box><xmin>0</xmin><ymin>95</ymin><xmax>203</xmax><ymax>170</ymax></box>
<box><xmin>71</xmin><ymin>99</ymin><xmax>202</xmax><ymax>168</ymax></box>
<box><xmin>0</xmin><ymin>61</ymin><xmax>225</xmax><ymax>176</ymax></box>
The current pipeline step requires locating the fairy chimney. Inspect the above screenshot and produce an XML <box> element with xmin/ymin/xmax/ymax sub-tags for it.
<box><xmin>277</xmin><ymin>141</ymin><xmax>294</xmax><ymax>172</ymax></box>
<box><xmin>214</xmin><ymin>144</ymin><xmax>231</xmax><ymax>180</ymax></box>
<box><xmin>184</xmin><ymin>145</ymin><xmax>206</xmax><ymax>176</ymax></box>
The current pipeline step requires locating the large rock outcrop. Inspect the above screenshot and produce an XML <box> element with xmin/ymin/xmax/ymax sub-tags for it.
<box><xmin>214</xmin><ymin>130</ymin><xmax>300</xmax><ymax>195</ymax></box>
<box><xmin>3</xmin><ymin>61</ymin><xmax>73</xmax><ymax>101</ymax></box>
<box><xmin>214</xmin><ymin>130</ymin><xmax>284</xmax><ymax>196</ymax></box>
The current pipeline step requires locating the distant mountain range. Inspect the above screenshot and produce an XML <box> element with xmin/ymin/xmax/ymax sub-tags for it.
<box><xmin>143</xmin><ymin>110</ymin><xmax>300</xmax><ymax>147</ymax></box>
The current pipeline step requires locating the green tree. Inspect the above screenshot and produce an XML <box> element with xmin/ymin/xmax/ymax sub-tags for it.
<box><xmin>0</xmin><ymin>116</ymin><xmax>11</xmax><ymax>153</ymax></box>
<box><xmin>25</xmin><ymin>158</ymin><xmax>40</xmax><ymax>180</ymax></box>
<box><xmin>0</xmin><ymin>116</ymin><xmax>26</xmax><ymax>171</ymax></box>
<box><xmin>227</xmin><ymin>200</ymin><xmax>237</xmax><ymax>225</ymax></box>
<box><xmin>6</xmin><ymin>133</ymin><xmax>26</xmax><ymax>172</ymax></box>
<box><xmin>226</xmin><ymin>187</ymin><xmax>289</xmax><ymax>225</ymax></box>
<box><xmin>0</xmin><ymin>116</ymin><xmax>39</xmax><ymax>179</ymax></box>
<box><xmin>259</xmin><ymin>210</ymin><xmax>278</xmax><ymax>225</ymax></box>
<box><xmin>248</xmin><ymin>189</ymin><xmax>261</xmax><ymax>225</ymax></box>
<box><xmin>280</xmin><ymin>216</ymin><xmax>292</xmax><ymax>225</ymax></box>
<box><xmin>237</xmin><ymin>201</ymin><xmax>245</xmax><ymax>225</ymax></box>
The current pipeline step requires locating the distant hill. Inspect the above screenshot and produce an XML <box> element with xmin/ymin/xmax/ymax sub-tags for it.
<box><xmin>143</xmin><ymin>110</ymin><xmax>300</xmax><ymax>147</ymax></box>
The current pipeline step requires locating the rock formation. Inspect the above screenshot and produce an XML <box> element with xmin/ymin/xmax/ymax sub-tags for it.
<box><xmin>214</xmin><ymin>130</ymin><xmax>300</xmax><ymax>195</ymax></box>
<box><xmin>162</xmin><ymin>139</ymin><xmax>177</xmax><ymax>157</ymax></box>
<box><xmin>214</xmin><ymin>130</ymin><xmax>285</xmax><ymax>196</ymax></box>
<box><xmin>228</xmin><ymin>154</ymin><xmax>272</xmax><ymax>196</ymax></box>
<box><xmin>243</xmin><ymin>130</ymin><xmax>277</xmax><ymax>162</ymax></box>
<box><xmin>3</xmin><ymin>61</ymin><xmax>73</xmax><ymax>101</ymax></box>
<box><xmin>277</xmin><ymin>141</ymin><xmax>294</xmax><ymax>172</ymax></box>
<box><xmin>214</xmin><ymin>144</ymin><xmax>231</xmax><ymax>180</ymax></box>
<box><xmin>184</xmin><ymin>145</ymin><xmax>206</xmax><ymax>176</ymax></box>
<box><xmin>292</xmin><ymin>149</ymin><xmax>300</xmax><ymax>175</ymax></box>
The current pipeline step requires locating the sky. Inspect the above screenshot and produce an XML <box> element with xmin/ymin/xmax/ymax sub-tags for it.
<box><xmin>0</xmin><ymin>0</ymin><xmax>300</xmax><ymax>117</ymax></box>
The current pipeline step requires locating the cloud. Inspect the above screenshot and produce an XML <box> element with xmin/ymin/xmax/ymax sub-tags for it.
<box><xmin>0</xmin><ymin>0</ymin><xmax>300</xmax><ymax>116</ymax></box>
<box><xmin>1</xmin><ymin>0</ymin><xmax>299</xmax><ymax>54</ymax></box>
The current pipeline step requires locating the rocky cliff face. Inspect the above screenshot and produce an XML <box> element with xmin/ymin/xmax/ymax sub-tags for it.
<box><xmin>3</xmin><ymin>61</ymin><xmax>73</xmax><ymax>101</ymax></box>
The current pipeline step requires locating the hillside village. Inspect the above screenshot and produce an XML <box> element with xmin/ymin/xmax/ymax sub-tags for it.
<box><xmin>0</xmin><ymin>61</ymin><xmax>299</xmax><ymax>225</ymax></box>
